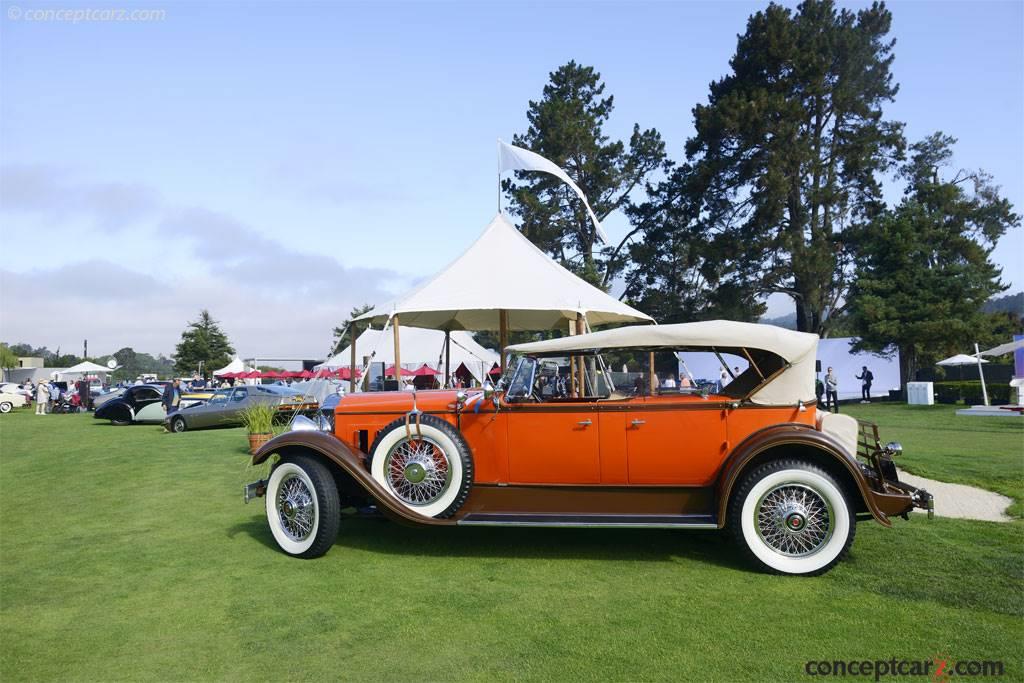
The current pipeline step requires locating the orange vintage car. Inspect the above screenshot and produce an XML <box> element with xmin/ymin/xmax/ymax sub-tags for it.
<box><xmin>244</xmin><ymin>321</ymin><xmax>933</xmax><ymax>575</ymax></box>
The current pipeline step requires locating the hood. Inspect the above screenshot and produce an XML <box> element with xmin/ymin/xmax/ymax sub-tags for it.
<box><xmin>335</xmin><ymin>389</ymin><xmax>477</xmax><ymax>415</ymax></box>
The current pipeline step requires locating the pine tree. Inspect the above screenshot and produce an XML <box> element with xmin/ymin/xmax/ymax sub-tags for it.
<box><xmin>504</xmin><ymin>61</ymin><xmax>666</xmax><ymax>287</ymax></box>
<box><xmin>848</xmin><ymin>133</ymin><xmax>1019</xmax><ymax>383</ymax></box>
<box><xmin>173</xmin><ymin>310</ymin><xmax>235</xmax><ymax>378</ymax></box>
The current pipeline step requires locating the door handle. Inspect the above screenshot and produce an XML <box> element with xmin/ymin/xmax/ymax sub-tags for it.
<box><xmin>630</xmin><ymin>419</ymin><xmax>645</xmax><ymax>426</ymax></box>
<box><xmin>576</xmin><ymin>419</ymin><xmax>592</xmax><ymax>426</ymax></box>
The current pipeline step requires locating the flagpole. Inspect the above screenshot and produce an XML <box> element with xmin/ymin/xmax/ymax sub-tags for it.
<box><xmin>496</xmin><ymin>138</ymin><xmax>502</xmax><ymax>214</ymax></box>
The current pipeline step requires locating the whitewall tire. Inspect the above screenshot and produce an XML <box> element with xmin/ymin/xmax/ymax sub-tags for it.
<box><xmin>0</xmin><ymin>402</ymin><xmax>12</xmax><ymax>413</ymax></box>
<box><xmin>730</xmin><ymin>460</ymin><xmax>855</xmax><ymax>576</ymax></box>
<box><xmin>265</xmin><ymin>455</ymin><xmax>340</xmax><ymax>558</ymax></box>
<box><xmin>369</xmin><ymin>415</ymin><xmax>473</xmax><ymax>518</ymax></box>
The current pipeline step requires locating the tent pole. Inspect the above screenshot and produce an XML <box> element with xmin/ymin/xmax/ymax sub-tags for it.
<box><xmin>975</xmin><ymin>342</ymin><xmax>989</xmax><ymax>406</ymax></box>
<box><xmin>649</xmin><ymin>352</ymin><xmax>657</xmax><ymax>395</ymax></box>
<box><xmin>576</xmin><ymin>316</ymin><xmax>586</xmax><ymax>396</ymax></box>
<box><xmin>392</xmin><ymin>315</ymin><xmax>401</xmax><ymax>390</ymax></box>
<box><xmin>349</xmin><ymin>322</ymin><xmax>357</xmax><ymax>394</ymax></box>
<box><xmin>445</xmin><ymin>330</ymin><xmax>451</xmax><ymax>389</ymax></box>
<box><xmin>499</xmin><ymin>310</ymin><xmax>509</xmax><ymax>375</ymax></box>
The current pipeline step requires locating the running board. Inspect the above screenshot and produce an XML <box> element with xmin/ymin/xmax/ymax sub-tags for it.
<box><xmin>457</xmin><ymin>513</ymin><xmax>718</xmax><ymax>529</ymax></box>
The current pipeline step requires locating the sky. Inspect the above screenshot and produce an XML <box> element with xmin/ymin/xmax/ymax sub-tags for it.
<box><xmin>1</xmin><ymin>0</ymin><xmax>1021</xmax><ymax>362</ymax></box>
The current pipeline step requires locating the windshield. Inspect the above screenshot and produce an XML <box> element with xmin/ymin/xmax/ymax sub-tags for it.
<box><xmin>208</xmin><ymin>390</ymin><xmax>230</xmax><ymax>405</ymax></box>
<box><xmin>505</xmin><ymin>357</ymin><xmax>537</xmax><ymax>400</ymax></box>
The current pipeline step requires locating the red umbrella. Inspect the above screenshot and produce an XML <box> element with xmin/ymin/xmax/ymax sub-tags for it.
<box><xmin>218</xmin><ymin>372</ymin><xmax>237</xmax><ymax>379</ymax></box>
<box><xmin>411</xmin><ymin>364</ymin><xmax>440</xmax><ymax>376</ymax></box>
<box><xmin>488</xmin><ymin>364</ymin><xmax>502</xmax><ymax>376</ymax></box>
<box><xmin>262</xmin><ymin>370</ymin><xmax>283</xmax><ymax>379</ymax></box>
<box><xmin>241</xmin><ymin>370</ymin><xmax>262</xmax><ymax>379</ymax></box>
<box><xmin>298</xmin><ymin>370</ymin><xmax>315</xmax><ymax>379</ymax></box>
<box><xmin>385</xmin><ymin>365</ymin><xmax>415</xmax><ymax>377</ymax></box>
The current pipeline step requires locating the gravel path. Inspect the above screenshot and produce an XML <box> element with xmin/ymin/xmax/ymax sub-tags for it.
<box><xmin>897</xmin><ymin>468</ymin><xmax>1013</xmax><ymax>523</ymax></box>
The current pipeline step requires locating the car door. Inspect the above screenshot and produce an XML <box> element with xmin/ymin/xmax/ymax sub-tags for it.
<box><xmin>132</xmin><ymin>387</ymin><xmax>166</xmax><ymax>423</ymax></box>
<box><xmin>502</xmin><ymin>358</ymin><xmax>601</xmax><ymax>485</ymax></box>
<box><xmin>624</xmin><ymin>397</ymin><xmax>728</xmax><ymax>485</ymax></box>
<box><xmin>222</xmin><ymin>387</ymin><xmax>250</xmax><ymax>425</ymax></box>
<box><xmin>191</xmin><ymin>389</ymin><xmax>231</xmax><ymax>428</ymax></box>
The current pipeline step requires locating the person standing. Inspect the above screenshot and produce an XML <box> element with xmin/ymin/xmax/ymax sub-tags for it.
<box><xmin>855</xmin><ymin>366</ymin><xmax>874</xmax><ymax>403</ymax></box>
<box><xmin>825</xmin><ymin>367</ymin><xmax>839</xmax><ymax>413</ymax></box>
<box><xmin>35</xmin><ymin>380</ymin><xmax>49</xmax><ymax>415</ymax></box>
<box><xmin>162</xmin><ymin>378</ymin><xmax>181</xmax><ymax>417</ymax></box>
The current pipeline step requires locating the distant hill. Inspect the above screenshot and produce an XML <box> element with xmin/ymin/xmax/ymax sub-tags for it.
<box><xmin>983</xmin><ymin>292</ymin><xmax>1023</xmax><ymax>316</ymax></box>
<box><xmin>759</xmin><ymin>311</ymin><xmax>797</xmax><ymax>330</ymax></box>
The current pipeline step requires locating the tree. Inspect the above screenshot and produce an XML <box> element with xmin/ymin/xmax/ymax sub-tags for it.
<box><xmin>504</xmin><ymin>61</ymin><xmax>666</xmax><ymax>286</ymax></box>
<box><xmin>847</xmin><ymin>133</ymin><xmax>1020</xmax><ymax>384</ymax></box>
<box><xmin>684</xmin><ymin>0</ymin><xmax>904</xmax><ymax>334</ymax></box>
<box><xmin>0</xmin><ymin>343</ymin><xmax>18</xmax><ymax>373</ymax></box>
<box><xmin>173</xmin><ymin>310</ymin><xmax>235</xmax><ymax>378</ymax></box>
<box><xmin>623</xmin><ymin>162</ymin><xmax>767</xmax><ymax>324</ymax></box>
<box><xmin>330</xmin><ymin>304</ymin><xmax>374</xmax><ymax>355</ymax></box>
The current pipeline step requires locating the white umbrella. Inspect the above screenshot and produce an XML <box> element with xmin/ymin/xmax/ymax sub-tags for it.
<box><xmin>936</xmin><ymin>352</ymin><xmax>991</xmax><ymax>405</ymax></box>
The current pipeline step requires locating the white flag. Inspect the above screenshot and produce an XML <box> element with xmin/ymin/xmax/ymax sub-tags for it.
<box><xmin>498</xmin><ymin>139</ymin><xmax>609</xmax><ymax>243</ymax></box>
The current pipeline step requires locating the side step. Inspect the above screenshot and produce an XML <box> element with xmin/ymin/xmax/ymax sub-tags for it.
<box><xmin>457</xmin><ymin>513</ymin><xmax>717</xmax><ymax>529</ymax></box>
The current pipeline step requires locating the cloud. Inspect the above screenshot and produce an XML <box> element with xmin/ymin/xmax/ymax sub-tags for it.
<box><xmin>0</xmin><ymin>168</ymin><xmax>422</xmax><ymax>360</ymax></box>
<box><xmin>0</xmin><ymin>164</ymin><xmax>161</xmax><ymax>232</ymax></box>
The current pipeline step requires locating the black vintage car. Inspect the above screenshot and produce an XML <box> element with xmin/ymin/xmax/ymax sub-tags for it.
<box><xmin>93</xmin><ymin>384</ymin><xmax>165</xmax><ymax>425</ymax></box>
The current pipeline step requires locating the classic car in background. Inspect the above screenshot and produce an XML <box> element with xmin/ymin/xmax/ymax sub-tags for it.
<box><xmin>94</xmin><ymin>384</ymin><xmax>166</xmax><ymax>425</ymax></box>
<box><xmin>92</xmin><ymin>387</ymin><xmax>126</xmax><ymax>410</ymax></box>
<box><xmin>165</xmin><ymin>384</ymin><xmax>314</xmax><ymax>432</ymax></box>
<box><xmin>244</xmin><ymin>321</ymin><xmax>933</xmax><ymax>575</ymax></box>
<box><xmin>0</xmin><ymin>388</ymin><xmax>28</xmax><ymax>413</ymax></box>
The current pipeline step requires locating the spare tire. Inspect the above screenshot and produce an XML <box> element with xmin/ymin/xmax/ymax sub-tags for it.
<box><xmin>368</xmin><ymin>414</ymin><xmax>473</xmax><ymax>518</ymax></box>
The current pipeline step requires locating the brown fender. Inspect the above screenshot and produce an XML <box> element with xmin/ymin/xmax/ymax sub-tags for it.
<box><xmin>716</xmin><ymin>423</ymin><xmax>901</xmax><ymax>528</ymax></box>
<box><xmin>252</xmin><ymin>431</ymin><xmax>455</xmax><ymax>527</ymax></box>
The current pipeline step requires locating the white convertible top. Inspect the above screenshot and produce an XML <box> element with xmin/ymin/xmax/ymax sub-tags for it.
<box><xmin>507</xmin><ymin>320</ymin><xmax>819</xmax><ymax>406</ymax></box>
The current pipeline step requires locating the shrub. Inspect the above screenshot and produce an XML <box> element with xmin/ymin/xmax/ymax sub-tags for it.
<box><xmin>239</xmin><ymin>401</ymin><xmax>277</xmax><ymax>434</ymax></box>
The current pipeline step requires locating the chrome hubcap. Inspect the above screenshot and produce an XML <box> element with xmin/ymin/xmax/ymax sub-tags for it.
<box><xmin>384</xmin><ymin>437</ymin><xmax>452</xmax><ymax>506</ymax></box>
<box><xmin>276</xmin><ymin>473</ymin><xmax>315</xmax><ymax>542</ymax></box>
<box><xmin>755</xmin><ymin>483</ymin><xmax>833</xmax><ymax>557</ymax></box>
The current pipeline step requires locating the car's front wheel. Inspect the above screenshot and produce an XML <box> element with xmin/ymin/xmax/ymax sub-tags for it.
<box><xmin>729</xmin><ymin>459</ymin><xmax>855</xmax><ymax>576</ymax></box>
<box><xmin>170</xmin><ymin>416</ymin><xmax>187</xmax><ymax>433</ymax></box>
<box><xmin>265</xmin><ymin>455</ymin><xmax>340</xmax><ymax>558</ymax></box>
<box><xmin>0</xmin><ymin>402</ymin><xmax>12</xmax><ymax>413</ymax></box>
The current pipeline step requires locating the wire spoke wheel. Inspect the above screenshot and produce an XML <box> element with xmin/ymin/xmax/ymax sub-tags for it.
<box><xmin>384</xmin><ymin>436</ymin><xmax>453</xmax><ymax>507</ymax></box>
<box><xmin>275</xmin><ymin>473</ymin><xmax>316</xmax><ymax>542</ymax></box>
<box><xmin>755</xmin><ymin>483</ymin><xmax>834</xmax><ymax>557</ymax></box>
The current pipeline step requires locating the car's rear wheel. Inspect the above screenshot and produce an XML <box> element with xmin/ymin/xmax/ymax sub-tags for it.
<box><xmin>729</xmin><ymin>459</ymin><xmax>855</xmax><ymax>576</ymax></box>
<box><xmin>265</xmin><ymin>455</ymin><xmax>340</xmax><ymax>558</ymax></box>
<box><xmin>0</xmin><ymin>402</ymin><xmax>12</xmax><ymax>413</ymax></box>
<box><xmin>369</xmin><ymin>415</ymin><xmax>473</xmax><ymax>518</ymax></box>
<box><xmin>170</xmin><ymin>416</ymin><xmax>187</xmax><ymax>433</ymax></box>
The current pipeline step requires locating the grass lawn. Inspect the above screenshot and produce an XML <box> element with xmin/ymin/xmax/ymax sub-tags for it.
<box><xmin>1</xmin><ymin>407</ymin><xmax>1022</xmax><ymax>682</ymax></box>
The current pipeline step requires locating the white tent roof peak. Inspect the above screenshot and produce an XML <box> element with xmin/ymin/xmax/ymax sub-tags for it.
<box><xmin>58</xmin><ymin>361</ymin><xmax>113</xmax><ymax>375</ymax></box>
<box><xmin>356</xmin><ymin>213</ymin><xmax>653</xmax><ymax>331</ymax></box>
<box><xmin>213</xmin><ymin>356</ymin><xmax>246</xmax><ymax>376</ymax></box>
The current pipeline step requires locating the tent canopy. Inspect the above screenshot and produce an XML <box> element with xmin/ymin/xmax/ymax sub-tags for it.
<box><xmin>979</xmin><ymin>339</ymin><xmax>1024</xmax><ymax>357</ymax></box>
<box><xmin>356</xmin><ymin>214</ymin><xmax>653</xmax><ymax>331</ymax></box>
<box><xmin>213</xmin><ymin>357</ymin><xmax>246</xmax><ymax>376</ymax></box>
<box><xmin>58</xmin><ymin>361</ymin><xmax>113</xmax><ymax>376</ymax></box>
<box><xmin>317</xmin><ymin>326</ymin><xmax>499</xmax><ymax>384</ymax></box>
<box><xmin>936</xmin><ymin>354</ymin><xmax>989</xmax><ymax>366</ymax></box>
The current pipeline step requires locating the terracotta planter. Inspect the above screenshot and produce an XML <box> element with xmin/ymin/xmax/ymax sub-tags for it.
<box><xmin>248</xmin><ymin>432</ymin><xmax>273</xmax><ymax>454</ymax></box>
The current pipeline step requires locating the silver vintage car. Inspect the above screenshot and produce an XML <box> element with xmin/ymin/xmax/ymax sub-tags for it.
<box><xmin>164</xmin><ymin>384</ymin><xmax>312</xmax><ymax>432</ymax></box>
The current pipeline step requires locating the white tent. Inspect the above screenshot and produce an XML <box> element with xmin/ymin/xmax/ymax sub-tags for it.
<box><xmin>356</xmin><ymin>214</ymin><xmax>652</xmax><ymax>331</ymax></box>
<box><xmin>56</xmin><ymin>361</ymin><xmax>114</xmax><ymax>380</ymax></box>
<box><xmin>317</xmin><ymin>327</ymin><xmax>499</xmax><ymax>385</ymax></box>
<box><xmin>213</xmin><ymin>356</ymin><xmax>246</xmax><ymax>377</ymax></box>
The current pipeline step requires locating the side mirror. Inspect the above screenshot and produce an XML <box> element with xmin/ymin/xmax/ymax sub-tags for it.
<box><xmin>883</xmin><ymin>442</ymin><xmax>903</xmax><ymax>456</ymax></box>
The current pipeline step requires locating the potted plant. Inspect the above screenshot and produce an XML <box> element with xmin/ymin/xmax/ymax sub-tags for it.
<box><xmin>240</xmin><ymin>401</ymin><xmax>278</xmax><ymax>454</ymax></box>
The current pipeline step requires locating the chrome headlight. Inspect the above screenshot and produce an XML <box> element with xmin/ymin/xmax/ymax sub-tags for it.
<box><xmin>883</xmin><ymin>441</ymin><xmax>903</xmax><ymax>456</ymax></box>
